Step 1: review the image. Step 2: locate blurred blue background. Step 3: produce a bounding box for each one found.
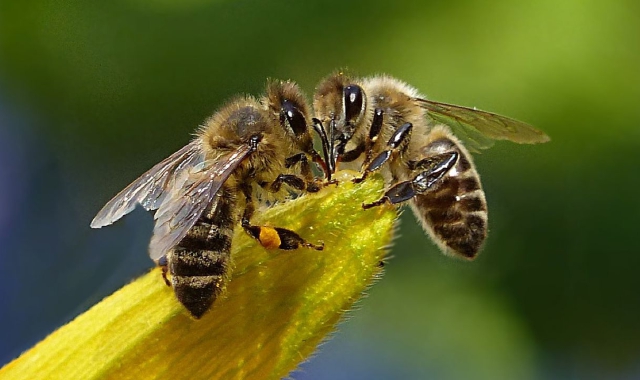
[1,1,639,379]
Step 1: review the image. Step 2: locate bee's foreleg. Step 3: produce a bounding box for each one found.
[265,173,308,192]
[362,151,458,209]
[354,121,413,184]
[284,154,327,192]
[285,153,310,173]
[339,142,366,163]
[341,108,385,166]
[362,108,385,166]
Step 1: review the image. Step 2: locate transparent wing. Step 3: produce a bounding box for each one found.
[91,141,204,228]
[148,144,253,261]
[416,98,550,152]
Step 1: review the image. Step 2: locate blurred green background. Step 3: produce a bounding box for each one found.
[1,0,639,379]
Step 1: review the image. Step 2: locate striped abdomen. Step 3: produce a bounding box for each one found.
[409,130,488,259]
[166,185,238,318]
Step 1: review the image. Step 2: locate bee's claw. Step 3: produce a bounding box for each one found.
[362,196,389,209]
[326,179,339,187]
[305,241,325,251]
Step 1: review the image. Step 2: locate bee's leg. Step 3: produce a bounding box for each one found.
[339,142,366,163]
[241,187,324,251]
[354,121,413,184]
[158,255,171,287]
[362,108,385,166]
[334,110,383,166]
[244,223,325,251]
[285,153,312,175]
[407,151,459,172]
[267,174,307,192]
[345,108,384,168]
[363,151,458,209]
[308,149,333,183]
[284,153,330,192]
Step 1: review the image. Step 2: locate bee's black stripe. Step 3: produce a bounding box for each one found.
[170,249,231,277]
[168,185,238,318]
[170,275,225,319]
[459,196,487,212]
[426,208,463,224]
[177,225,232,253]
[434,220,485,258]
[459,177,481,192]
[457,153,472,171]
[412,138,488,259]
[466,214,486,232]
[420,190,457,210]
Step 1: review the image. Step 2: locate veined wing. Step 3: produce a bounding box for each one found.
[416,98,550,152]
[91,141,204,228]
[148,144,254,261]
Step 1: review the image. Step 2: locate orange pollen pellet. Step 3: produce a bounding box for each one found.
[259,227,281,250]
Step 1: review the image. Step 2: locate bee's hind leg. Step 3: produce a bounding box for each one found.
[363,151,458,209]
[243,222,325,251]
[241,186,324,251]
[157,255,171,287]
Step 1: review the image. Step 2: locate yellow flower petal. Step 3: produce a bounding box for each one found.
[1,172,396,380]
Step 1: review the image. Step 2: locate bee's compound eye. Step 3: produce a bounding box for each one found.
[344,85,364,123]
[281,99,307,137]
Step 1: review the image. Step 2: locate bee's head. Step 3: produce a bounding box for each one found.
[313,72,367,173]
[262,79,332,177]
[264,79,314,150]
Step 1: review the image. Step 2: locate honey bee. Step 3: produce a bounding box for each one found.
[313,72,549,259]
[91,80,326,318]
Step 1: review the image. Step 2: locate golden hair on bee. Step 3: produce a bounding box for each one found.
[91,79,325,318]
[313,71,549,259]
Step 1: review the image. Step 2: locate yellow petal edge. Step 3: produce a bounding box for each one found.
[1,172,396,380]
